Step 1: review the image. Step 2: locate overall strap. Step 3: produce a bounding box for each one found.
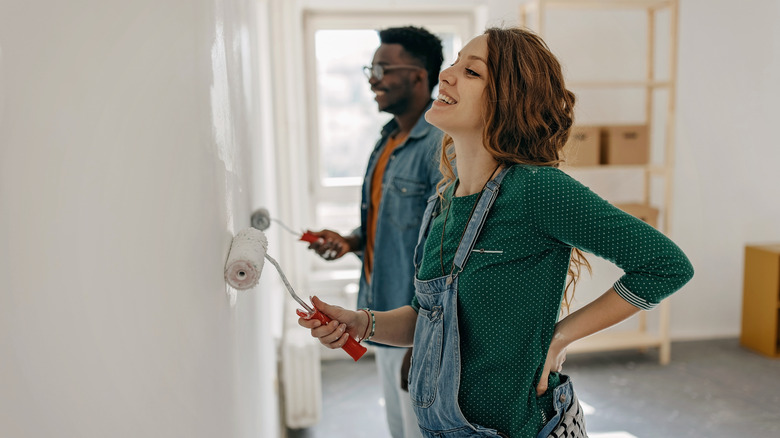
[451,166,510,274]
[413,191,441,270]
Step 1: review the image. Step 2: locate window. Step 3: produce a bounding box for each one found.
[315,29,386,182]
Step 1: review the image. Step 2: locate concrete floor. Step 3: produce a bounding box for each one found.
[288,338,780,438]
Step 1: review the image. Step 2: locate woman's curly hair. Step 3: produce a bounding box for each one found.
[438,27,589,313]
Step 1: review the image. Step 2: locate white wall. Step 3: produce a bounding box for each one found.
[0,1,281,437]
[672,0,780,338]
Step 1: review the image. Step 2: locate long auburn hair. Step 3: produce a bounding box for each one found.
[437,27,590,313]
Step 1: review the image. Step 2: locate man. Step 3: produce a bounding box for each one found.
[307,26,444,438]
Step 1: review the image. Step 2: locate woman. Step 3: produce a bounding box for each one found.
[299,27,694,437]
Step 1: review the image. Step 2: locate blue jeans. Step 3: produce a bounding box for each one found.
[375,346,424,438]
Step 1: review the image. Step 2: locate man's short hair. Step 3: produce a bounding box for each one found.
[379,26,444,94]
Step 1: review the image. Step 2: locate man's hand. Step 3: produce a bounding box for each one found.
[306,229,354,260]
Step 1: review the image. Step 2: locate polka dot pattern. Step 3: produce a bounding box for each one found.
[414,164,694,436]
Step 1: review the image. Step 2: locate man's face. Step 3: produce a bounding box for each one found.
[367,43,423,115]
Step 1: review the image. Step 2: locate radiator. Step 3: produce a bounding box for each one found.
[281,329,322,429]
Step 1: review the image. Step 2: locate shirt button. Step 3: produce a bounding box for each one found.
[401,188,407,193]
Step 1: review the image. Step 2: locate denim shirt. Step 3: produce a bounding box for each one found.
[352,102,443,313]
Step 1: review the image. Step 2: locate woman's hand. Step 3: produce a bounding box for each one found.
[297,296,368,349]
[306,229,353,260]
[535,288,641,395]
[536,329,569,396]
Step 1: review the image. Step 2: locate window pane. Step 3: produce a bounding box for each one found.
[312,201,361,271]
[315,30,388,181]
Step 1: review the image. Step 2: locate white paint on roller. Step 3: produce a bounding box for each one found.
[226,228,315,314]
[225,227,268,290]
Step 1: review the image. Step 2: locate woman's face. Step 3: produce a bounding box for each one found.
[425,34,489,137]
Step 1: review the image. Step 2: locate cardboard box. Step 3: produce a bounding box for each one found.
[600,125,649,165]
[613,203,659,228]
[563,125,600,166]
[741,244,780,358]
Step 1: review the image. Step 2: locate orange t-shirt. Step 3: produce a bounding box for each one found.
[364,134,407,282]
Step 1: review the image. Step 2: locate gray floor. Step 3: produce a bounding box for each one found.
[288,338,780,438]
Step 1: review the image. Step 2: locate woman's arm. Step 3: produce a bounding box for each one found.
[536,287,639,395]
[525,168,693,395]
[298,296,418,349]
[371,305,418,347]
[528,168,694,308]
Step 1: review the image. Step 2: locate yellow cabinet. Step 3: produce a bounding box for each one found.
[741,244,780,358]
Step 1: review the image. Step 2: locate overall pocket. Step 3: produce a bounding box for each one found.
[409,305,444,408]
[535,374,587,438]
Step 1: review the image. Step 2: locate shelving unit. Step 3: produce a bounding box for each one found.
[519,0,679,364]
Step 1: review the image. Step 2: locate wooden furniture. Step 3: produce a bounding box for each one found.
[741,244,780,358]
[519,0,679,364]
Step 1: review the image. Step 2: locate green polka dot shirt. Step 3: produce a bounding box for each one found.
[413,164,694,437]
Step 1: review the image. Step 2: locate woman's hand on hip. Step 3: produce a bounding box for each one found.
[537,329,569,396]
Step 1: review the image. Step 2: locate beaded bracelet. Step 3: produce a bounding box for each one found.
[359,308,376,342]
[366,309,376,341]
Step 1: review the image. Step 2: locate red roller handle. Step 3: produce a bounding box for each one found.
[296,308,367,361]
[299,231,319,244]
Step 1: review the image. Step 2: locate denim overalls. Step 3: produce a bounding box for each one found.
[407,167,577,438]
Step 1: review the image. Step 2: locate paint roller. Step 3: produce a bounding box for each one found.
[250,207,319,243]
[224,227,366,361]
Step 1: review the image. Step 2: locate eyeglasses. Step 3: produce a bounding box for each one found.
[362,64,423,81]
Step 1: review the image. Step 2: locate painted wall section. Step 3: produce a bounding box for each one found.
[0,1,280,437]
